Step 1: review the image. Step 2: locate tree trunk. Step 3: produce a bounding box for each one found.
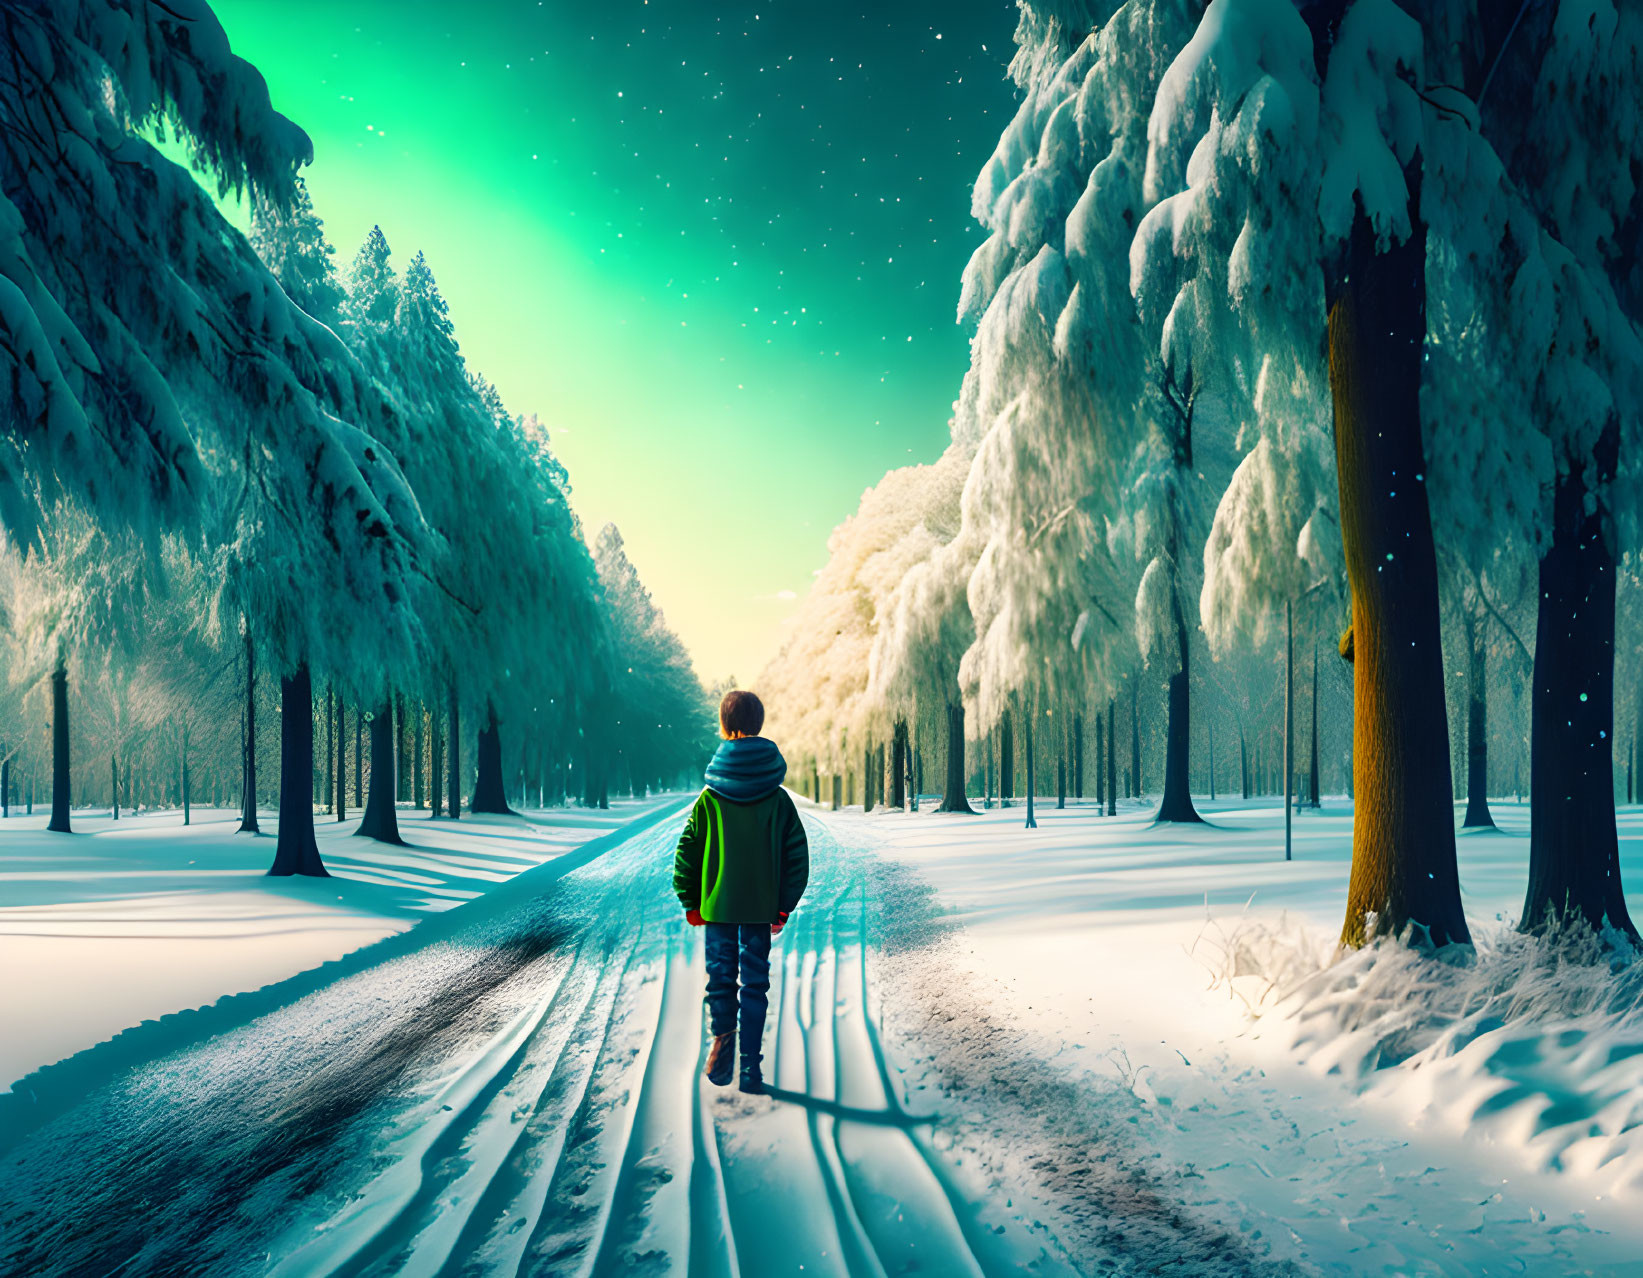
[1522,418,1635,940]
[357,700,404,843]
[239,628,259,832]
[1330,192,1469,948]
[1024,702,1038,830]
[323,686,333,814]
[396,692,408,803]
[938,702,975,814]
[1308,637,1321,807]
[335,696,347,822]
[431,707,444,817]
[48,654,70,834]
[354,706,363,806]
[1156,606,1204,823]
[181,728,191,826]
[1130,682,1141,799]
[2,757,9,818]
[1209,717,1216,802]
[471,700,514,814]
[1106,699,1117,816]
[1074,712,1084,800]
[269,665,327,877]
[413,704,425,809]
[831,772,841,812]
[1461,609,1494,828]
[984,729,994,809]
[891,718,908,810]
[1239,719,1249,800]
[999,711,1014,807]
[1056,712,1066,810]
[1095,710,1105,811]
[111,753,118,821]
[1285,600,1294,861]
[447,687,462,820]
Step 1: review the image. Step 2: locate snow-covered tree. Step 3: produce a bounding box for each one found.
[592,525,714,795]
[1463,5,1643,940]
[1129,0,1476,944]
[759,448,968,809]
[2,1,428,873]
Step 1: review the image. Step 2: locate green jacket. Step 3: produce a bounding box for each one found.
[674,787,809,923]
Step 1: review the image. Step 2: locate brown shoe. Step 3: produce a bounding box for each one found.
[705,1032,735,1086]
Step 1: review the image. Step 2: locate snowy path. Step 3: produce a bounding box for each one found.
[0,805,1296,1277]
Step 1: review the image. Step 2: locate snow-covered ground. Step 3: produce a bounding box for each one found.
[0,799,678,1091]
[4,793,1642,1275]
[846,794,1643,1275]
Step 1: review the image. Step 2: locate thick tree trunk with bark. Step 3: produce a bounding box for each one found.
[447,687,462,820]
[471,700,514,814]
[938,702,975,814]
[1156,607,1204,823]
[357,700,404,844]
[354,709,363,807]
[1331,195,1469,948]
[48,655,70,833]
[239,629,259,832]
[269,665,327,877]
[1461,610,1494,828]
[1523,419,1636,939]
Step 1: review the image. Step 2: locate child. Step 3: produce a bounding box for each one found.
[674,689,809,1094]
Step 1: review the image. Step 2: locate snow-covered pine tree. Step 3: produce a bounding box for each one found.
[2,1,426,870]
[1461,3,1643,940]
[1131,0,1471,945]
[250,177,345,322]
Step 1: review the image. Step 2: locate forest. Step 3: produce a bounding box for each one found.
[3,1,1643,1272]
[759,0,1642,951]
[0,0,717,873]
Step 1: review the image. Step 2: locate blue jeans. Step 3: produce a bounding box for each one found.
[704,922,772,1065]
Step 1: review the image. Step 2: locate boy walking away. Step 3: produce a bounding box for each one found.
[675,690,809,1095]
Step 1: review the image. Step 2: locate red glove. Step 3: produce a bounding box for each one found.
[771,911,789,936]
[685,908,705,927]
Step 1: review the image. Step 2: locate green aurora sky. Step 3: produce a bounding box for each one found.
[213,0,1021,683]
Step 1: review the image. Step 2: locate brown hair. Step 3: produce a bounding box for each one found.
[719,689,765,738]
